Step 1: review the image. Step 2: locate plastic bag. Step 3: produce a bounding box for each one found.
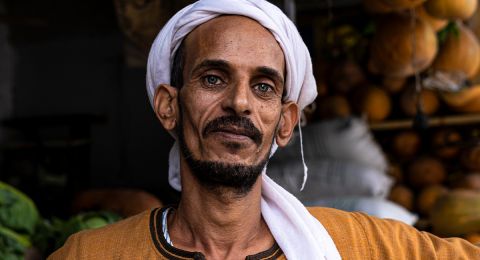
[305,197,418,225]
[267,159,393,199]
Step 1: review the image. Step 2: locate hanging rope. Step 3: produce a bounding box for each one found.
[410,8,429,130]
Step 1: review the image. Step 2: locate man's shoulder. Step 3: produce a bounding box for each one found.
[306,206,411,240]
[74,208,152,241]
[307,206,351,219]
[48,208,157,259]
[306,206,370,241]
[306,206,480,259]
[307,206,364,226]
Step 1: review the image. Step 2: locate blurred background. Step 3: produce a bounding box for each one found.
[0,0,191,213]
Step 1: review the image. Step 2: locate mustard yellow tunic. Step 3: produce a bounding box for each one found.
[48,207,480,259]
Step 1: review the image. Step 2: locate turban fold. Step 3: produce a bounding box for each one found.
[146,0,341,259]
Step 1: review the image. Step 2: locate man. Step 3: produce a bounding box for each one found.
[50,0,480,259]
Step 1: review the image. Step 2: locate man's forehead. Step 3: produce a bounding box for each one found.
[186,15,281,50]
[182,15,285,76]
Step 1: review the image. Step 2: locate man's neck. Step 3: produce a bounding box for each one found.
[168,173,274,260]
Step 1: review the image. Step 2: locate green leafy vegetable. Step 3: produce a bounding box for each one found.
[0,181,122,257]
[0,182,40,235]
[33,211,122,251]
[0,225,30,260]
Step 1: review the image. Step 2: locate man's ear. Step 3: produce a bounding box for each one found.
[276,101,299,147]
[153,84,178,131]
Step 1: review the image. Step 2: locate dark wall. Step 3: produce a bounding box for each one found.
[2,0,177,204]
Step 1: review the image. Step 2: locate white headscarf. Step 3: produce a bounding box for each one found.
[146,0,341,259]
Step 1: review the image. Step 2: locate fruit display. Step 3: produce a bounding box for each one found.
[353,85,392,122]
[416,185,448,216]
[430,190,480,236]
[441,85,480,113]
[368,14,437,78]
[309,0,480,123]
[408,156,447,188]
[462,146,480,171]
[424,0,477,20]
[375,125,480,239]
[399,85,439,116]
[388,184,415,210]
[416,5,448,32]
[391,131,421,158]
[307,0,480,241]
[431,22,480,80]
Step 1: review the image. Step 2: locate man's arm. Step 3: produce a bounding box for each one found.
[309,207,480,259]
[47,231,83,260]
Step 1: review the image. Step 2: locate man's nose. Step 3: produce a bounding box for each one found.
[221,80,252,116]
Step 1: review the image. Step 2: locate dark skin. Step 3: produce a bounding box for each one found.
[153,16,299,260]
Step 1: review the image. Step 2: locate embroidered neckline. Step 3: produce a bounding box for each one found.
[149,207,283,260]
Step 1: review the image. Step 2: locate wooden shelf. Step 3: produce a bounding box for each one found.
[369,114,480,131]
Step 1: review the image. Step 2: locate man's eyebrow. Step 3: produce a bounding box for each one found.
[192,59,230,74]
[192,60,284,84]
[256,66,284,84]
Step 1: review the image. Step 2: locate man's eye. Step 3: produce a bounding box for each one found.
[204,75,221,85]
[255,83,273,93]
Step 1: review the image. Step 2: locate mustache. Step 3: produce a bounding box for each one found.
[203,115,263,145]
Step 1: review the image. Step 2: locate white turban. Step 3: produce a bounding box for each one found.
[146,0,341,259]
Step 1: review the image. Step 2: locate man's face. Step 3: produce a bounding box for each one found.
[178,16,286,167]
[155,15,295,194]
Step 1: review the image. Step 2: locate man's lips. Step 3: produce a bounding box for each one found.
[210,127,256,140]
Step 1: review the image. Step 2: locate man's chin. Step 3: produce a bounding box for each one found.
[190,159,267,196]
[203,153,259,166]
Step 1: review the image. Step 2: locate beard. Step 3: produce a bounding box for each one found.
[176,103,273,196]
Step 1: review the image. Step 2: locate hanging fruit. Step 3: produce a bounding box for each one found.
[392,131,421,158]
[431,129,462,159]
[399,85,439,116]
[462,146,480,172]
[424,0,477,20]
[382,76,407,93]
[416,185,448,216]
[353,85,392,121]
[327,60,366,94]
[432,22,480,81]
[430,190,480,237]
[441,85,480,113]
[369,14,437,78]
[467,5,480,85]
[363,0,426,12]
[408,156,446,188]
[452,174,480,191]
[389,185,415,210]
[315,95,352,119]
[416,5,448,32]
